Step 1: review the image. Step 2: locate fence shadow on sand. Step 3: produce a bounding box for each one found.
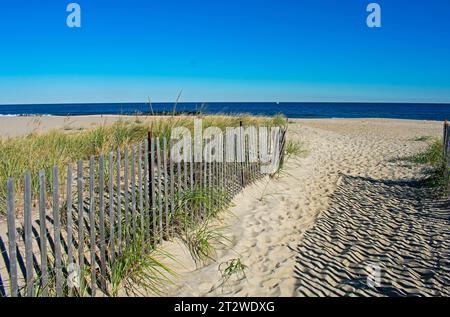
[294,174,450,297]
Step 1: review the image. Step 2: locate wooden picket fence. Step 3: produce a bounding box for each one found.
[0,124,288,297]
[444,120,450,195]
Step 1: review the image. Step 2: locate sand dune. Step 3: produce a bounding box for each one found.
[166,118,447,297]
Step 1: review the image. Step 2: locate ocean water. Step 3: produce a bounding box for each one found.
[0,102,449,121]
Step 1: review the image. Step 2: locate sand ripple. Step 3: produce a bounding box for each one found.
[295,175,450,297]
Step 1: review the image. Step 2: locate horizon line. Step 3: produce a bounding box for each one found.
[1,101,450,106]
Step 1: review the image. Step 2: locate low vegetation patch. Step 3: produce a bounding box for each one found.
[411,135,434,142]
[285,139,308,160]
[110,232,177,296]
[0,114,285,214]
[399,138,449,194]
[218,258,247,290]
[272,138,307,179]
[173,186,231,265]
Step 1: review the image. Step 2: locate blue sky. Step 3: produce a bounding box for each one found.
[0,0,449,104]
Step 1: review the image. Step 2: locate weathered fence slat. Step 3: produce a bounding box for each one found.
[116,149,122,254]
[208,151,213,211]
[444,121,450,196]
[108,152,115,268]
[124,147,130,246]
[144,140,150,245]
[7,178,18,297]
[214,160,218,208]
[176,158,183,221]
[131,146,137,237]
[163,138,170,238]
[183,151,188,191]
[98,156,107,292]
[88,158,96,297]
[169,138,175,237]
[66,163,74,296]
[52,166,63,297]
[156,138,163,243]
[76,160,85,296]
[24,171,33,297]
[223,136,228,202]
[38,170,48,297]
[177,160,182,193]
[138,143,144,250]
[150,138,157,244]
[443,120,447,158]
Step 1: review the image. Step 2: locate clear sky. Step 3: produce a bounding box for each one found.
[0,0,449,104]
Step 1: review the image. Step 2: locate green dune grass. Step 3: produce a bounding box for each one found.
[0,114,286,214]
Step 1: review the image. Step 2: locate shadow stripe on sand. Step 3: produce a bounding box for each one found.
[295,175,450,297]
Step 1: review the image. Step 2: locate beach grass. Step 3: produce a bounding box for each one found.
[109,185,232,295]
[218,258,247,290]
[110,232,177,296]
[0,113,286,296]
[172,186,231,264]
[402,138,449,193]
[411,135,434,142]
[406,138,443,166]
[285,139,308,160]
[0,114,286,214]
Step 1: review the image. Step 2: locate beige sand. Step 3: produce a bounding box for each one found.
[162,118,445,296]
[0,115,156,138]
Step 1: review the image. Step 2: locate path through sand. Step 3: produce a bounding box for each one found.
[166,118,444,296]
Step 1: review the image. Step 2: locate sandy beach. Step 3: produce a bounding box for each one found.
[0,116,448,296]
[159,118,448,296]
[0,115,157,138]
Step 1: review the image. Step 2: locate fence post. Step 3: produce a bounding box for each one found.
[444,120,450,196]
[38,170,48,297]
[6,178,18,297]
[138,143,144,251]
[156,138,163,243]
[108,152,115,269]
[239,121,245,187]
[131,146,137,237]
[150,137,157,245]
[66,163,74,296]
[24,171,33,297]
[148,129,152,204]
[116,149,122,255]
[163,138,170,239]
[124,147,130,247]
[444,119,448,160]
[52,166,63,297]
[144,140,150,247]
[88,157,96,297]
[76,160,85,296]
[98,156,107,292]
[169,138,175,236]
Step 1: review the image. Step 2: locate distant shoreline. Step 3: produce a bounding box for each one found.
[0,112,446,123]
[2,101,450,106]
[0,115,444,139]
[0,102,449,121]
